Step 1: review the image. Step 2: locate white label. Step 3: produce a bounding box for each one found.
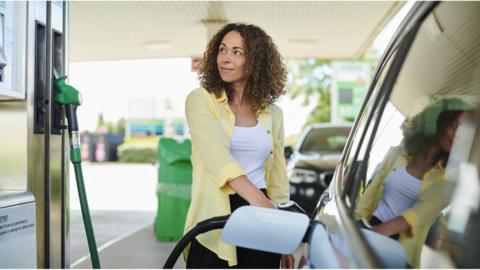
[0,202,36,241]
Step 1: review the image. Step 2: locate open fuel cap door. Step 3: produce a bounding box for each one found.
[221,206,309,254]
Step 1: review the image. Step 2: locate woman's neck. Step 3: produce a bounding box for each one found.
[230,82,248,106]
[425,142,441,162]
[406,141,444,179]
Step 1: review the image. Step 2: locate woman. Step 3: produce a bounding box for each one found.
[183,23,294,268]
[355,98,473,267]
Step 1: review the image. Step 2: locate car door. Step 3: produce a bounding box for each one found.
[308,1,480,268]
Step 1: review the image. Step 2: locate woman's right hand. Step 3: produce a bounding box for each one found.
[228,175,276,209]
[252,196,276,209]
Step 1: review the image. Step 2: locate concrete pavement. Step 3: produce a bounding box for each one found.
[69,162,185,268]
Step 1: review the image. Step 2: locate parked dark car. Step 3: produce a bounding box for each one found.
[223,2,480,268]
[286,123,351,215]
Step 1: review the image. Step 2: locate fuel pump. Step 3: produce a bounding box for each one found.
[53,73,101,269]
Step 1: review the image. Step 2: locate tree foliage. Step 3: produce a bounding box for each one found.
[286,58,332,127]
[96,113,126,136]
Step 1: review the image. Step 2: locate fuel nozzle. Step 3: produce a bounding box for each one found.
[53,70,83,163]
[53,72,82,133]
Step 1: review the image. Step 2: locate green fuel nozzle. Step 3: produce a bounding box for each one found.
[54,75,82,106]
[54,75,82,133]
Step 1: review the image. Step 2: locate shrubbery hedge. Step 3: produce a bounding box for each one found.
[117,137,158,163]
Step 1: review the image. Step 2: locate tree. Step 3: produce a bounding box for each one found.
[115,118,126,136]
[286,58,332,127]
[97,112,106,130]
[96,113,126,136]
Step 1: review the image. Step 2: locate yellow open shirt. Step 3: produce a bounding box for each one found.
[183,87,290,266]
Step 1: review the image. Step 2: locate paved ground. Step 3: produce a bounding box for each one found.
[70,210,158,267]
[69,162,185,268]
[69,162,302,269]
[73,223,183,269]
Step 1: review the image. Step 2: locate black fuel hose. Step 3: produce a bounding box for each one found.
[163,215,230,268]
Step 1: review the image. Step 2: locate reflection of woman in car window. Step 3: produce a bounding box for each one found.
[355,98,473,267]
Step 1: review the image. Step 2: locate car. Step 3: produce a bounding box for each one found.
[286,123,352,215]
[222,2,480,268]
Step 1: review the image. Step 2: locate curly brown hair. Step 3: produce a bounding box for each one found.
[199,23,287,113]
[403,97,473,165]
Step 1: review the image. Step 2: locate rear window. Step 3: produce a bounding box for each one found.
[299,127,351,154]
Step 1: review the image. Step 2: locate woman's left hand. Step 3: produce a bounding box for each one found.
[281,254,295,269]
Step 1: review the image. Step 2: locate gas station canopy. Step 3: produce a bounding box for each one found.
[70,1,403,62]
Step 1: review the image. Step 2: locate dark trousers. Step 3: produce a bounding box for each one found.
[186,189,281,268]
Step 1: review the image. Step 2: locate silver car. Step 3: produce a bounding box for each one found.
[287,123,351,215]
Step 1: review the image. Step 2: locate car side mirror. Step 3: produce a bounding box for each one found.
[221,206,310,254]
[284,145,293,160]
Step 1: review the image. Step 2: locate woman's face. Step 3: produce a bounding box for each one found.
[216,30,247,86]
[437,112,469,152]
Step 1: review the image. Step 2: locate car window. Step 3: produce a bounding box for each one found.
[299,127,351,155]
[340,49,398,196]
[310,49,401,268]
[364,101,405,187]
[353,2,480,268]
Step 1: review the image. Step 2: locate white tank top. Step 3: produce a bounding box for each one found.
[230,122,272,189]
[373,167,422,222]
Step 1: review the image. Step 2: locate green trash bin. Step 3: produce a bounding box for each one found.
[155,137,192,241]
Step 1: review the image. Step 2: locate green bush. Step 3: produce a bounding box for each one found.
[117,138,157,163]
